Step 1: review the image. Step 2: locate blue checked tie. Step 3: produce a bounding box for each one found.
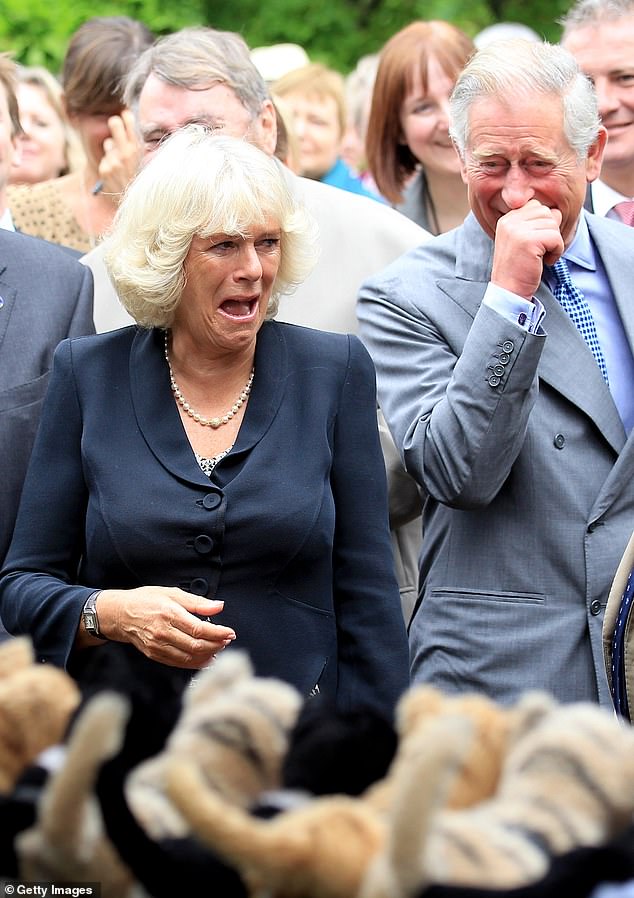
[549,257,609,384]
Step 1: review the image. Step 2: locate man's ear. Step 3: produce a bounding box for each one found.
[254,99,277,157]
[458,149,469,186]
[586,125,607,183]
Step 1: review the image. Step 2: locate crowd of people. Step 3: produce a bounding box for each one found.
[1,0,634,827]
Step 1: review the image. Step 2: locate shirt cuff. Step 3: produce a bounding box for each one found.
[483,283,545,333]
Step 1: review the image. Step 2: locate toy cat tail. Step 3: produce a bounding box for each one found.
[165,756,384,898]
[359,714,474,898]
[31,694,129,848]
[17,692,147,898]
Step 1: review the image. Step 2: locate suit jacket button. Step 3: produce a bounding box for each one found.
[190,578,209,595]
[488,374,501,387]
[194,535,213,554]
[498,353,510,364]
[202,492,222,510]
[501,340,514,353]
[553,433,565,449]
[492,364,505,377]
[590,599,602,616]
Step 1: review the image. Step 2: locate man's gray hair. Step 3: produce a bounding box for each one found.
[123,26,270,119]
[449,39,601,160]
[560,0,634,36]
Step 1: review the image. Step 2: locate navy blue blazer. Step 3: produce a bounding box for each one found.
[0,321,409,717]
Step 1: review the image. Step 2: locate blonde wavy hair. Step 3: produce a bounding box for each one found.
[103,126,319,328]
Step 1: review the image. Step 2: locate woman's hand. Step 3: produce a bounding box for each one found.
[85,586,236,669]
[98,109,142,202]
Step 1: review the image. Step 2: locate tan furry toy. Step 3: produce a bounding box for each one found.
[160,689,550,898]
[368,684,554,813]
[0,636,80,793]
[165,755,385,898]
[163,690,634,898]
[126,650,304,840]
[0,636,33,679]
[361,699,634,896]
[16,691,149,898]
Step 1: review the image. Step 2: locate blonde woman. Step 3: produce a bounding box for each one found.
[0,127,409,719]
[10,66,84,185]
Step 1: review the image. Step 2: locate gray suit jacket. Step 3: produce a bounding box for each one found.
[358,211,634,706]
[0,229,94,564]
[81,172,430,619]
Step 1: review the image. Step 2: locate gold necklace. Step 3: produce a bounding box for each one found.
[164,331,254,429]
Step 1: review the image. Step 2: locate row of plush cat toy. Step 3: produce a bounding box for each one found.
[2,637,634,898]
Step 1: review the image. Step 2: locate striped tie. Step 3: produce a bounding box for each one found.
[548,257,609,384]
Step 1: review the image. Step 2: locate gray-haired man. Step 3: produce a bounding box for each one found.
[359,39,634,707]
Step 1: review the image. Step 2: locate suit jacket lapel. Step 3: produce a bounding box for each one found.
[0,264,15,362]
[437,214,491,319]
[454,213,495,289]
[588,214,634,352]
[129,322,287,485]
[130,327,208,485]
[231,320,287,451]
[535,281,625,454]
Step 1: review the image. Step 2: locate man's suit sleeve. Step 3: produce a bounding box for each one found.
[0,339,94,667]
[358,268,546,509]
[68,261,95,338]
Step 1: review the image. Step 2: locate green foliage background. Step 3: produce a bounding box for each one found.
[0,0,572,76]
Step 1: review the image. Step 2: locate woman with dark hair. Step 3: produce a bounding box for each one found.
[366,20,474,234]
[8,16,153,252]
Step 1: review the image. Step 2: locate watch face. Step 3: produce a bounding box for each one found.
[84,611,98,631]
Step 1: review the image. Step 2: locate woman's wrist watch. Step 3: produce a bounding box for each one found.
[82,591,107,640]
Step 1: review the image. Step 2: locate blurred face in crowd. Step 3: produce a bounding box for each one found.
[10,83,67,184]
[461,92,605,247]
[280,90,341,179]
[563,20,634,179]
[0,83,18,202]
[340,123,364,172]
[399,55,461,178]
[138,73,277,161]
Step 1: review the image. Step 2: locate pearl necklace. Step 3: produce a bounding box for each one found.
[164,331,254,429]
